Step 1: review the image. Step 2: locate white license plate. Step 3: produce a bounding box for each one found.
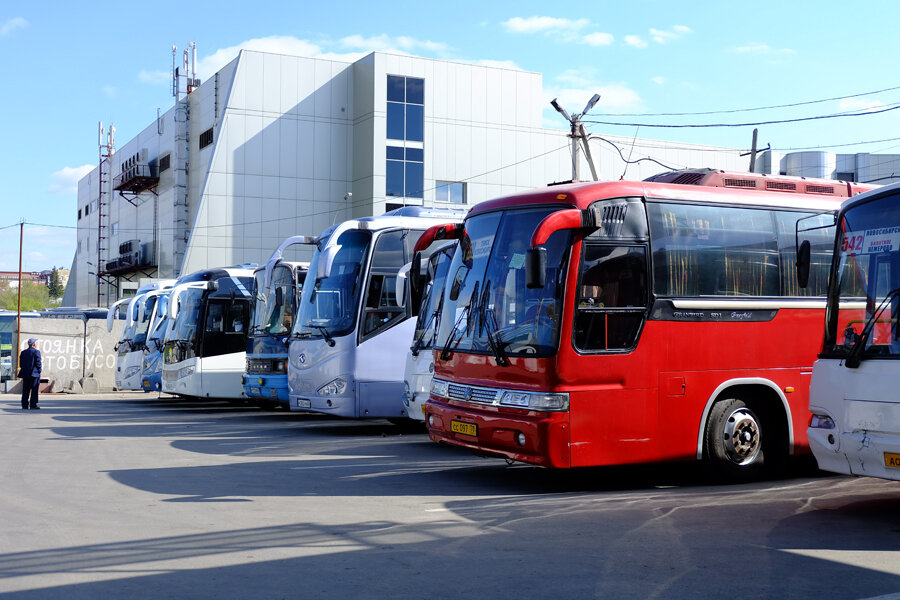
[250,387,261,395]
[297,398,312,409]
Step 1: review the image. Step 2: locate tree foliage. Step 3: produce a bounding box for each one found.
[48,267,63,298]
[0,280,51,311]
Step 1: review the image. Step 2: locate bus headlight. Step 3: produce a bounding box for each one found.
[318,378,347,396]
[273,359,287,374]
[499,390,569,411]
[431,378,449,399]
[809,413,836,429]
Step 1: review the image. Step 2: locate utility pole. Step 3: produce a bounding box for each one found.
[749,128,759,173]
[550,94,601,182]
[15,220,23,367]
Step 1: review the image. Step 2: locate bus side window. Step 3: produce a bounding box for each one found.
[574,245,648,352]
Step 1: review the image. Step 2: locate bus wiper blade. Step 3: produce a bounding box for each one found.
[845,287,900,369]
[291,331,313,339]
[479,280,509,367]
[312,325,336,347]
[440,304,469,362]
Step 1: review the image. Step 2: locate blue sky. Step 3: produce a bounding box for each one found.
[2,1,899,273]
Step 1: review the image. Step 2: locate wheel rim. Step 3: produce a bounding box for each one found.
[722,408,761,465]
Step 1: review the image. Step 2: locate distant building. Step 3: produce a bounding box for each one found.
[0,271,49,289]
[66,50,769,306]
[754,150,900,185]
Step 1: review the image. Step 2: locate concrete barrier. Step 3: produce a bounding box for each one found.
[7,317,124,393]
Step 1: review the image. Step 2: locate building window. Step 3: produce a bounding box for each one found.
[435,181,466,204]
[159,154,171,172]
[199,127,214,149]
[84,204,90,216]
[386,146,424,199]
[112,223,118,235]
[836,171,855,182]
[386,75,424,142]
[77,208,82,220]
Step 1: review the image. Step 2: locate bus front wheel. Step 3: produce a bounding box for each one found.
[704,398,767,482]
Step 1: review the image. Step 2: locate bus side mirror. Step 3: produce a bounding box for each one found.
[395,263,410,308]
[410,251,427,293]
[526,247,547,289]
[449,266,468,301]
[796,240,811,289]
[317,246,338,281]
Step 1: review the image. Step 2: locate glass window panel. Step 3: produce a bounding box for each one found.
[406,104,424,142]
[405,161,424,198]
[435,181,450,203]
[648,203,779,297]
[776,211,835,297]
[387,75,406,102]
[449,182,465,204]
[387,102,405,140]
[406,78,424,104]
[386,160,404,197]
[386,146,404,160]
[406,147,424,162]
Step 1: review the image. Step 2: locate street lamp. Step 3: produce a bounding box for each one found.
[550,94,601,182]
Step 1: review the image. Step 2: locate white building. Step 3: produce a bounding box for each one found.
[67,49,757,306]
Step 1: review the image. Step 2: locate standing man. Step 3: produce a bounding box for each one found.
[18,338,42,410]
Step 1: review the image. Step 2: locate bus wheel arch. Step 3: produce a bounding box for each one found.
[698,380,792,481]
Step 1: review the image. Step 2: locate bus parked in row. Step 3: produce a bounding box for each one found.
[288,206,465,419]
[242,236,312,408]
[425,169,875,480]
[807,182,900,481]
[401,224,461,420]
[162,265,256,399]
[141,289,173,393]
[107,281,174,390]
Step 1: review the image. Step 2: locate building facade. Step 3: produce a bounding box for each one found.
[66,50,755,306]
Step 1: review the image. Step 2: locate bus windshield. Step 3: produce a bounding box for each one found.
[133,295,157,347]
[293,229,370,339]
[439,207,570,359]
[251,264,298,336]
[825,194,900,359]
[412,244,455,352]
[163,288,204,362]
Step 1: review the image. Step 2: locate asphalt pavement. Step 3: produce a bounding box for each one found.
[1,392,898,599]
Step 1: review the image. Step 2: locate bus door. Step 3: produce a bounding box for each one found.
[569,240,655,464]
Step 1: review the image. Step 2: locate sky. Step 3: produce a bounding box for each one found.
[2,0,900,273]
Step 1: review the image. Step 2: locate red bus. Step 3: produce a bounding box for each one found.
[424,169,875,480]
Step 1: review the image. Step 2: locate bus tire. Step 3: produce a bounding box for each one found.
[704,397,766,482]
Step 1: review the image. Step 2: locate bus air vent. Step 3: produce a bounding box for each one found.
[805,184,835,194]
[766,181,798,191]
[669,172,706,185]
[724,178,757,188]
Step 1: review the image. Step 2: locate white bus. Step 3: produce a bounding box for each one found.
[107,281,174,390]
[288,206,465,418]
[162,266,255,399]
[807,182,900,480]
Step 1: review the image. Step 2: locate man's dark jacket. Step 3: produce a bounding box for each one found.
[18,346,41,378]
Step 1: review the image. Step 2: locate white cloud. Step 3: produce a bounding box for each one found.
[583,32,614,46]
[625,35,647,48]
[48,165,93,195]
[651,76,665,85]
[502,16,589,34]
[545,70,643,125]
[840,98,885,112]
[471,59,522,70]
[732,43,796,55]
[0,17,26,36]
[650,25,692,44]
[340,34,449,55]
[196,36,323,79]
[139,69,170,85]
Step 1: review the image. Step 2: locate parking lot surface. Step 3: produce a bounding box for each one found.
[1,393,899,599]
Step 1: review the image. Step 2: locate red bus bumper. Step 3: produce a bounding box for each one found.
[425,396,572,468]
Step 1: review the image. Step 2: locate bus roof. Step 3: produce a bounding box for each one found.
[468,169,877,217]
[838,180,900,215]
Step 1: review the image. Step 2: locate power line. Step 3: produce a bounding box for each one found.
[596,85,900,117]
[584,103,900,129]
